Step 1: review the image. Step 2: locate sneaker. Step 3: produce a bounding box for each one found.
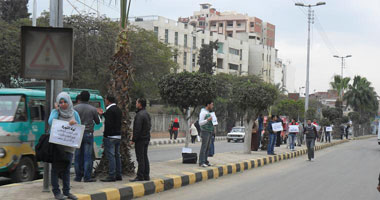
[201,164,208,167]
[54,194,67,200]
[311,158,315,162]
[207,163,213,166]
[83,178,97,182]
[100,177,116,182]
[64,193,78,200]
[116,176,123,181]
[129,177,144,182]
[144,177,150,181]
[73,177,81,182]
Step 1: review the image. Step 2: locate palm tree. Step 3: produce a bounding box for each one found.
[344,76,378,136]
[330,75,351,101]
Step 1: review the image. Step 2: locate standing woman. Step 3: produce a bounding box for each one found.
[190,122,198,144]
[48,92,81,200]
[251,119,259,151]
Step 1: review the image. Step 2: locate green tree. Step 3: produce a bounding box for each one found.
[158,72,217,146]
[330,75,350,101]
[0,0,30,23]
[0,18,31,87]
[344,75,378,136]
[272,99,304,120]
[197,40,218,74]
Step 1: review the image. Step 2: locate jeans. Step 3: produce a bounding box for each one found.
[104,137,121,178]
[258,128,262,147]
[51,152,73,196]
[199,130,212,165]
[173,130,178,139]
[276,132,281,146]
[325,132,331,143]
[191,136,197,143]
[289,133,296,150]
[74,131,94,181]
[208,135,215,156]
[135,140,150,179]
[306,138,315,160]
[267,133,277,154]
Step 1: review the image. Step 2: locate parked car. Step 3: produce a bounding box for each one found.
[227,126,245,143]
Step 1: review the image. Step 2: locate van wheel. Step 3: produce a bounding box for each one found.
[227,139,230,143]
[241,139,245,143]
[11,157,36,183]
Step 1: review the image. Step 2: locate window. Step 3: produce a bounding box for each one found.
[217,58,223,69]
[217,43,224,53]
[229,48,239,56]
[165,29,169,43]
[193,36,196,48]
[262,53,264,61]
[184,23,188,29]
[227,21,233,27]
[202,39,205,44]
[237,23,241,27]
[249,36,256,40]
[192,54,196,67]
[29,99,45,121]
[184,34,188,48]
[183,52,187,65]
[229,63,239,70]
[174,55,178,63]
[211,23,217,27]
[240,49,243,60]
[219,23,224,27]
[199,21,205,26]
[154,26,158,37]
[0,95,27,122]
[175,32,178,45]
[250,22,254,28]
[227,32,233,37]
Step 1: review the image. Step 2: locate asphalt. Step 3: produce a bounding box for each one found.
[140,137,380,200]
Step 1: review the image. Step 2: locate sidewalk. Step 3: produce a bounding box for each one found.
[149,136,227,146]
[0,139,349,200]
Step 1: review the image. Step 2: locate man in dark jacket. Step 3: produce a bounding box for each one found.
[99,95,122,182]
[130,98,151,182]
[304,120,318,161]
[267,115,278,155]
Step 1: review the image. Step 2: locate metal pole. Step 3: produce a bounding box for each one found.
[304,6,312,121]
[42,80,52,192]
[340,57,344,99]
[32,0,37,26]
[185,109,191,148]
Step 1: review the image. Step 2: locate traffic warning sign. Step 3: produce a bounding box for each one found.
[21,26,73,80]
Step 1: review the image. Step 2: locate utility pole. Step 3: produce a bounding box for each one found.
[295,2,326,121]
[333,55,352,99]
[43,0,64,192]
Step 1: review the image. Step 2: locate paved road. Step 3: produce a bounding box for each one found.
[131,140,244,163]
[141,137,380,200]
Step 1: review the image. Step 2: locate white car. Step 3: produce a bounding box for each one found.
[227,126,245,143]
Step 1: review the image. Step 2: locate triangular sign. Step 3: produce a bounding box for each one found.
[29,34,65,69]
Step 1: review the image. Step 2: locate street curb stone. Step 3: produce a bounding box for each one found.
[76,139,349,200]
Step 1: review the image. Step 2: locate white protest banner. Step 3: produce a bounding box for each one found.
[272,122,283,132]
[210,112,218,126]
[288,125,299,133]
[49,119,85,148]
[326,127,332,132]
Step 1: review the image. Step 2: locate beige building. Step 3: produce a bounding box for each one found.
[132,16,249,75]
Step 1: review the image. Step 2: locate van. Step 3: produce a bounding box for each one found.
[0,88,105,182]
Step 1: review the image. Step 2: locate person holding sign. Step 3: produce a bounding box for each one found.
[324,125,332,143]
[266,115,278,155]
[48,92,81,200]
[198,100,214,167]
[288,119,299,151]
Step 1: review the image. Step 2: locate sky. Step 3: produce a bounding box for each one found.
[28,0,380,94]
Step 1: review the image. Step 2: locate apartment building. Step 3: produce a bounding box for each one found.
[131,16,249,75]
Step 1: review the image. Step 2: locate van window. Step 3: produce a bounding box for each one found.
[29,99,45,121]
[0,95,27,122]
[89,101,101,108]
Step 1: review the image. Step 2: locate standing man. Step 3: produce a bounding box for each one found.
[130,98,151,182]
[258,114,264,148]
[297,121,304,146]
[168,120,174,140]
[288,119,298,151]
[172,118,179,140]
[199,100,214,167]
[74,91,100,182]
[267,115,277,155]
[99,95,122,182]
[345,124,350,139]
[275,115,283,147]
[304,120,318,161]
[325,125,332,143]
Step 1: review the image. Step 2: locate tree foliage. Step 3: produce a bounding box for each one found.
[330,75,350,100]
[158,72,217,115]
[272,99,304,120]
[0,0,30,23]
[197,40,218,75]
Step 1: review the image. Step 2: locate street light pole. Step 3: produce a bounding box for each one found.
[295,2,326,121]
[333,55,352,99]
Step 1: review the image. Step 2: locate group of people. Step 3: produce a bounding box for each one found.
[48,91,151,200]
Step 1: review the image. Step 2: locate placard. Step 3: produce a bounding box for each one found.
[288,125,299,133]
[182,147,192,153]
[272,122,283,132]
[49,119,85,148]
[210,112,218,126]
[326,127,332,132]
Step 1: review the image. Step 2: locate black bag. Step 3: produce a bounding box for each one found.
[35,134,54,163]
[182,153,197,164]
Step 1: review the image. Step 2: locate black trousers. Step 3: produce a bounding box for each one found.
[135,140,150,179]
[276,132,281,146]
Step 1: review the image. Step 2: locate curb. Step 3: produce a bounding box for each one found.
[350,135,375,140]
[149,136,227,146]
[77,139,348,200]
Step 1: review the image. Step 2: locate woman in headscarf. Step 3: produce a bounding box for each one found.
[48,92,81,200]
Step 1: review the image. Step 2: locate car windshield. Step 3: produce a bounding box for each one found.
[0,95,27,122]
[231,128,244,132]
